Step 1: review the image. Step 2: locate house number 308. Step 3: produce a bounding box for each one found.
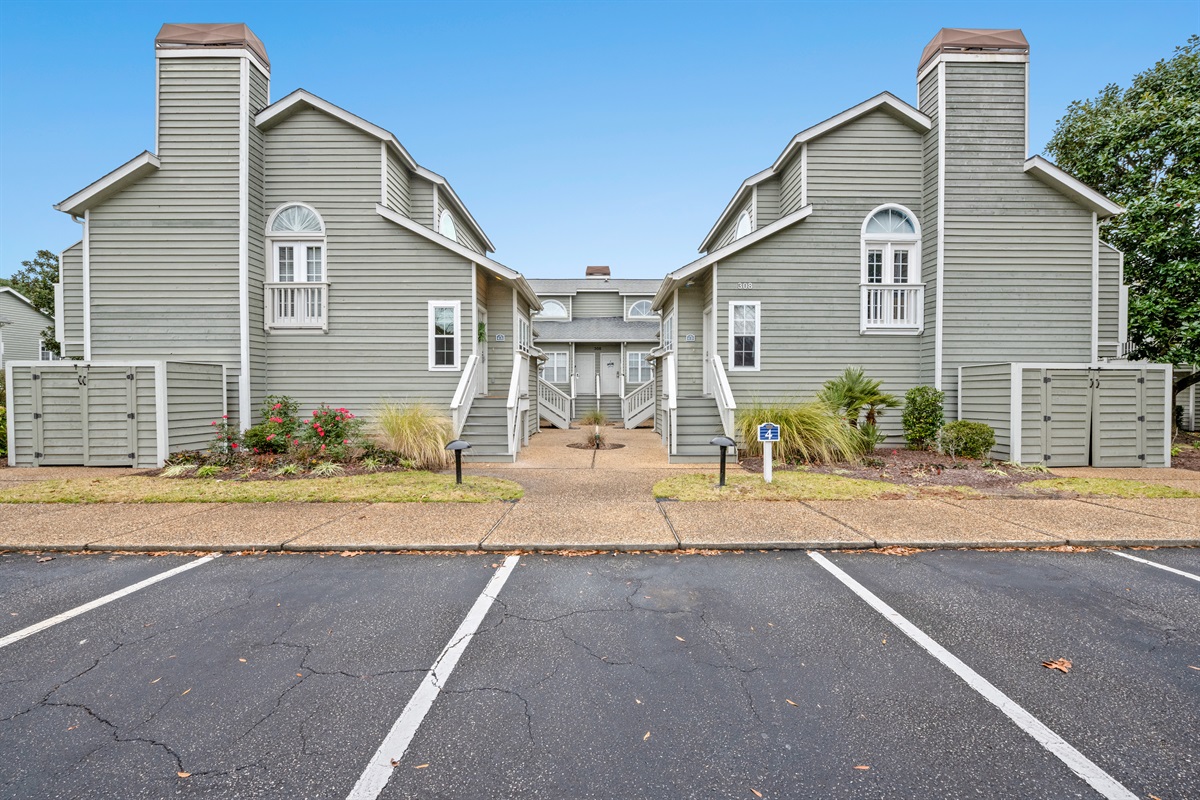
[737,282,754,290]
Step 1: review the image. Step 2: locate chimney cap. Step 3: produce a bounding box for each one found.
[585,266,611,278]
[919,28,1027,72]
[156,23,269,68]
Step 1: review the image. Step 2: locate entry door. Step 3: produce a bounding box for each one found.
[1041,369,1092,467]
[702,307,713,395]
[1091,369,1144,467]
[600,353,620,395]
[577,351,597,397]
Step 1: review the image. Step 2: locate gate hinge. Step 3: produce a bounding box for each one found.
[1043,376,1052,383]
[128,453,136,460]
[1137,376,1145,384]
[1043,415,1051,422]
[1138,454,1145,461]
[1043,454,1052,461]
[34,452,43,459]
[127,413,136,420]
[32,412,41,420]
[31,373,39,380]
[1137,415,1145,422]
[127,373,134,380]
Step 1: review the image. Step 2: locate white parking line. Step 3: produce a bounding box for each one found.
[0,554,221,650]
[1107,550,1200,583]
[809,551,1137,800]
[346,555,520,800]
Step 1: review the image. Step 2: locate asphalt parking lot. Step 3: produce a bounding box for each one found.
[1,547,1197,799]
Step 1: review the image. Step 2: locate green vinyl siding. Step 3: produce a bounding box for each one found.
[57,241,84,356]
[957,363,1012,459]
[247,63,269,420]
[263,107,473,414]
[0,292,52,366]
[711,110,925,441]
[166,362,227,453]
[484,277,515,390]
[712,197,753,251]
[572,291,623,317]
[757,177,781,227]
[918,67,940,391]
[779,152,804,216]
[1097,242,1122,359]
[6,365,37,466]
[385,149,411,215]
[409,178,435,231]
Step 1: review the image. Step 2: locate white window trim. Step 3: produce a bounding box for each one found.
[728,300,761,372]
[517,314,532,354]
[537,299,570,320]
[540,351,569,383]
[626,350,653,384]
[428,300,461,371]
[860,204,923,336]
[266,203,329,332]
[734,210,752,240]
[271,241,327,283]
[626,298,656,321]
[439,208,458,243]
[266,202,326,237]
[662,311,675,352]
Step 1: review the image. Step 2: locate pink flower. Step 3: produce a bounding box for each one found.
[211,421,217,426]
[320,444,326,451]
[343,439,349,444]
[270,417,283,424]
[231,442,238,449]
[266,433,276,441]
[273,403,282,410]
[223,414,229,419]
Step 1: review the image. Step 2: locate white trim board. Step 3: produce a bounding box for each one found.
[156,46,270,81]
[238,59,251,431]
[54,152,161,217]
[934,60,946,391]
[82,210,91,360]
[1024,156,1124,218]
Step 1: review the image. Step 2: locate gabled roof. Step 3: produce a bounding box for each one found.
[698,93,931,253]
[54,151,161,217]
[256,89,496,253]
[657,204,814,309]
[0,287,51,319]
[527,278,661,295]
[533,317,660,343]
[375,204,540,310]
[1024,156,1125,219]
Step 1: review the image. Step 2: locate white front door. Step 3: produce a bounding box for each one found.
[600,353,620,395]
[577,351,596,397]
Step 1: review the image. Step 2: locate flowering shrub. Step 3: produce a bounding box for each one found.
[243,395,300,455]
[207,415,242,465]
[297,404,366,462]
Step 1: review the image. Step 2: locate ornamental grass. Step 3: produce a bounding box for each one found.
[734,400,867,464]
[372,401,454,471]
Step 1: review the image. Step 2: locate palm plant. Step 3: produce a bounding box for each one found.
[816,367,899,427]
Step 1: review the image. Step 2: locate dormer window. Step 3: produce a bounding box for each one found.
[439,209,458,243]
[266,203,328,331]
[537,300,569,320]
[861,205,923,334]
[734,210,752,240]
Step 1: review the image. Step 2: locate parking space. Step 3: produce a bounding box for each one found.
[0,547,1195,799]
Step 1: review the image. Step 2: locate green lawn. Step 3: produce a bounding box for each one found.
[653,471,903,501]
[0,471,523,504]
[1023,478,1200,499]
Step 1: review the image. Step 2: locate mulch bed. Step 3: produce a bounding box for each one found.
[740,447,1047,494]
[147,463,417,481]
[566,443,626,451]
[1173,430,1200,472]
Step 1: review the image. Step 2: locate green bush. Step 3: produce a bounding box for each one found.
[938,420,996,459]
[580,408,607,426]
[902,386,944,449]
[299,404,366,461]
[735,400,867,464]
[371,402,452,471]
[243,395,300,455]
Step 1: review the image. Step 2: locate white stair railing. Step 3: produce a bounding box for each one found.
[449,353,481,437]
[710,354,737,438]
[506,357,523,455]
[538,378,572,430]
[622,378,656,429]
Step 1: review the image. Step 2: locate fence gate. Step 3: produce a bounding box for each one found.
[1040,369,1092,467]
[1090,369,1146,468]
[31,364,139,466]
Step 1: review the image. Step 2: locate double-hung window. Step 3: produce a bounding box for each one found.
[626,351,653,384]
[662,312,675,352]
[729,301,760,370]
[429,301,460,370]
[540,352,569,383]
[517,316,531,354]
[267,203,327,331]
[861,205,922,333]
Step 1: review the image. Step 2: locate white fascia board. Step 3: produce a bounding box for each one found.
[257,90,496,253]
[54,151,160,216]
[1023,156,1125,218]
[375,203,539,309]
[0,287,41,312]
[156,46,270,81]
[698,168,773,253]
[696,93,929,254]
[655,205,813,310]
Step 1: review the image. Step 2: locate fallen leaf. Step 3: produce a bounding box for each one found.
[1188,665,1200,671]
[181,689,191,696]
[643,731,651,741]
[149,677,161,684]
[785,699,798,707]
[390,759,399,767]
[37,556,54,563]
[67,725,78,731]
[414,764,429,769]
[239,658,247,663]
[751,790,763,798]
[296,673,303,678]
[1149,795,1163,800]
[177,772,191,778]
[1042,658,1072,674]
[675,636,686,642]
[854,765,870,771]
[634,698,642,704]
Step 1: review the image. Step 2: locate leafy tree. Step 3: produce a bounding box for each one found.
[9,249,59,357]
[1045,36,1200,405]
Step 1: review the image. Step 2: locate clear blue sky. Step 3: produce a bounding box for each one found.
[1,0,1196,280]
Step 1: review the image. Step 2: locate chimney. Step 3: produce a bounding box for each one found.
[585,266,611,279]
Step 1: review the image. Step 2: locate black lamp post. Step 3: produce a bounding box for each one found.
[710,436,736,487]
[445,439,472,484]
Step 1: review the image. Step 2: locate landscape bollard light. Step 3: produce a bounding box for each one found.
[710,436,736,487]
[445,439,472,484]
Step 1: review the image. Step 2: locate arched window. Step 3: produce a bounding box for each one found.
[537,299,569,319]
[734,210,752,240]
[439,209,458,243]
[266,203,327,330]
[860,205,922,333]
[627,299,655,319]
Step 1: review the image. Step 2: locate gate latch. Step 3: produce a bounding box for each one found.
[32,412,41,420]
[77,374,87,386]
[127,413,136,420]
[128,453,136,460]
[1043,415,1051,422]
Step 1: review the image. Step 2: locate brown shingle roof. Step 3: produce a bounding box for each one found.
[155,23,269,68]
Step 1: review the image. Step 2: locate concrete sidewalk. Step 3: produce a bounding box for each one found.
[1,428,1198,552]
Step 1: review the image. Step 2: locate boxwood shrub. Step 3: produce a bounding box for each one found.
[938,420,996,459]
